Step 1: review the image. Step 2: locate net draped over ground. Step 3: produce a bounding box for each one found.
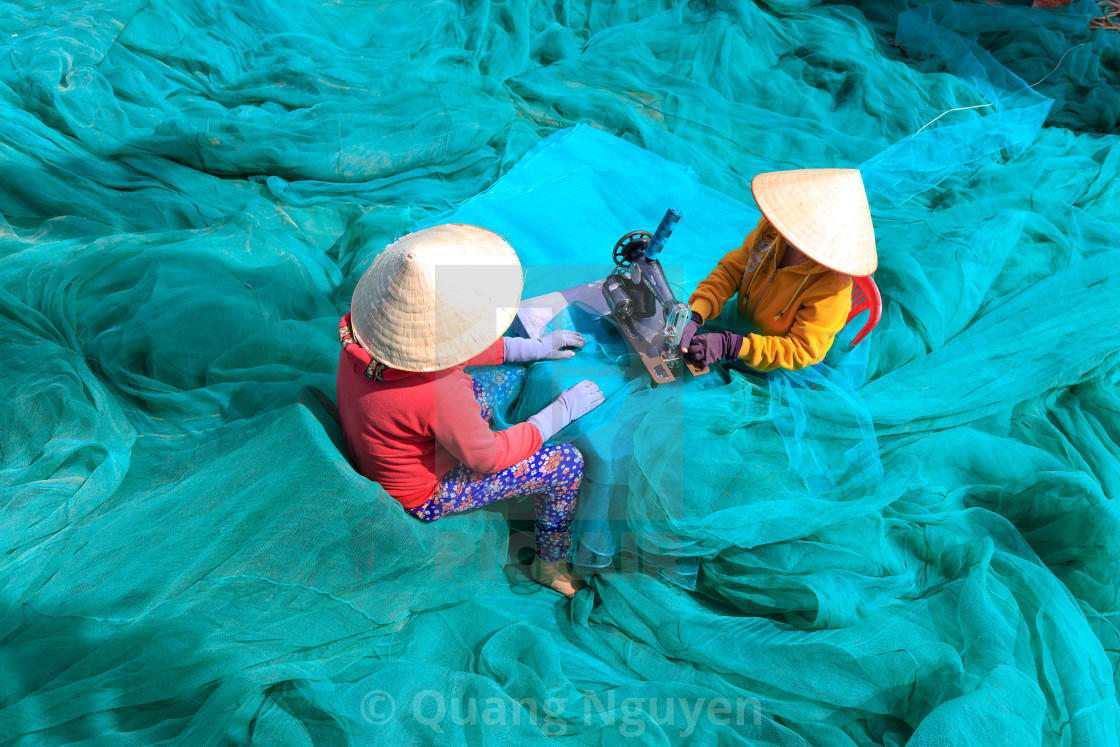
[2,0,1119,744]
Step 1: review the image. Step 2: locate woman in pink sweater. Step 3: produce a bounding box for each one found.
[336,224,604,597]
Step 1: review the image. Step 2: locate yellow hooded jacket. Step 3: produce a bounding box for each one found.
[688,218,853,372]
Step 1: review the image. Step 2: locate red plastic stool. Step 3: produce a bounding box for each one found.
[846,275,882,349]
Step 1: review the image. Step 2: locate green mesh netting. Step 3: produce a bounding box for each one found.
[3,0,1120,743]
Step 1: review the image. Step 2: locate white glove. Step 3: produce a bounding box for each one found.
[527,380,606,441]
[503,330,587,363]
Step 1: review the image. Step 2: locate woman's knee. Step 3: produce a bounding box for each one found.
[539,443,584,491]
[546,443,583,469]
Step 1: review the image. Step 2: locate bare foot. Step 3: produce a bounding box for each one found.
[531,558,586,598]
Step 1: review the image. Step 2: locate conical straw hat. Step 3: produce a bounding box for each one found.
[751,169,878,277]
[350,224,524,372]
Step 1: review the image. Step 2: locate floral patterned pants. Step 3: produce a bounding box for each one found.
[407,374,584,562]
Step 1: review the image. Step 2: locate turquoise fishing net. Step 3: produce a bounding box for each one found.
[3,0,1120,743]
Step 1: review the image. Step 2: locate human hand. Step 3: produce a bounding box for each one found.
[503,330,587,363]
[527,380,606,441]
[679,311,703,354]
[686,331,743,366]
[540,330,587,360]
[554,379,605,421]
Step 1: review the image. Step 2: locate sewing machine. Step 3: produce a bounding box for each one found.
[507,209,708,384]
[599,209,708,384]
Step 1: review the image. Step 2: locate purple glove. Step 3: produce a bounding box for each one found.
[679,311,703,353]
[687,331,744,366]
[527,380,606,441]
[503,330,587,363]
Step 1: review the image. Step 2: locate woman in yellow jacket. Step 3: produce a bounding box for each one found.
[682,169,878,372]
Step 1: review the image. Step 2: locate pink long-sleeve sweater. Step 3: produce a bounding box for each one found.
[336,314,543,508]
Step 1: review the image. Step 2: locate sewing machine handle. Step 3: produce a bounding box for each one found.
[644,208,680,260]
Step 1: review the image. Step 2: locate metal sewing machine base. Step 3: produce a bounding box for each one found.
[598,307,707,385]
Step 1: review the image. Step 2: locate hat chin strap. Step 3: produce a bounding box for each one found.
[364,359,389,381]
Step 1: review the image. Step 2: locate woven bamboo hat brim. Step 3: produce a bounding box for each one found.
[350,224,524,372]
[751,169,878,277]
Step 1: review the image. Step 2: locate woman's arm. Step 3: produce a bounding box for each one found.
[430,372,541,474]
[688,219,764,322]
[738,280,852,371]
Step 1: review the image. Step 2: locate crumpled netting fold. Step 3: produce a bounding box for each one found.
[2,0,1120,743]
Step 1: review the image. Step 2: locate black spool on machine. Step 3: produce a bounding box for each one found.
[601,209,709,384]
